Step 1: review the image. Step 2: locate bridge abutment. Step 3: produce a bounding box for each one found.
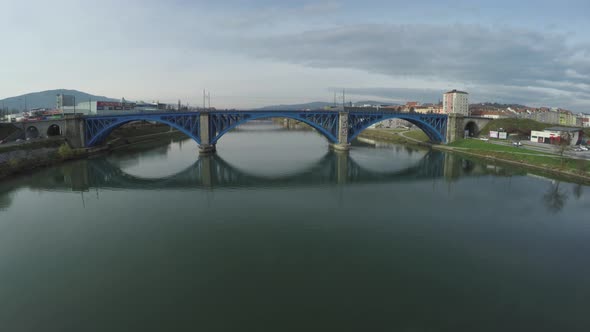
[446,114,464,144]
[64,115,86,148]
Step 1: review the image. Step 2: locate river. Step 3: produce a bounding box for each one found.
[1,121,589,331]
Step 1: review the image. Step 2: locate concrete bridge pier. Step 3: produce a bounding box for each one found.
[198,113,216,155]
[446,114,464,144]
[330,111,351,152]
[64,115,86,148]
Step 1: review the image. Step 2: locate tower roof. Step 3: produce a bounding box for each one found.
[445,89,468,95]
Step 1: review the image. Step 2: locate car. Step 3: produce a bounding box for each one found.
[580,146,589,151]
[574,147,583,152]
[512,141,522,147]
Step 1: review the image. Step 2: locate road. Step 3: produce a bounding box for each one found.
[484,138,590,160]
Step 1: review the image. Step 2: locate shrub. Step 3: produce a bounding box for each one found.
[57,143,74,160]
[8,158,21,168]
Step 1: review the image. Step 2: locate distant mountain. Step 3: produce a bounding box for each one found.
[0,89,118,112]
[256,100,398,111]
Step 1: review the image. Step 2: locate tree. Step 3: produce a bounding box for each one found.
[553,131,572,166]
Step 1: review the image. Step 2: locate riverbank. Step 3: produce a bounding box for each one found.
[358,128,431,148]
[0,124,185,181]
[359,128,590,184]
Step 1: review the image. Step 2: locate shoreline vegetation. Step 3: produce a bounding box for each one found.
[359,127,590,184]
[0,123,184,181]
[1,119,590,185]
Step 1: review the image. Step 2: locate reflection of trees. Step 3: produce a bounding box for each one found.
[0,192,14,211]
[543,181,569,214]
[573,184,583,200]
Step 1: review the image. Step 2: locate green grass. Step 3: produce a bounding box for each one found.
[403,130,429,142]
[447,139,590,175]
[448,138,551,155]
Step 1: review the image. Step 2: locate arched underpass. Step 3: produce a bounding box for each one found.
[47,124,61,137]
[26,126,39,139]
[464,121,479,138]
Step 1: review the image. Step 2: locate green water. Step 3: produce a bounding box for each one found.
[1,122,589,331]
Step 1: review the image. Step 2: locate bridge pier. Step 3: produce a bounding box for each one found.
[330,111,351,152]
[446,114,464,144]
[198,112,216,155]
[64,115,86,148]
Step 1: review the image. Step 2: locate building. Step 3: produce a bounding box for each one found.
[530,127,584,146]
[578,114,590,127]
[443,90,469,115]
[56,94,75,111]
[413,104,444,114]
[65,100,136,115]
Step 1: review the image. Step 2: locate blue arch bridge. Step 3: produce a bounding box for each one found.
[59,109,474,153]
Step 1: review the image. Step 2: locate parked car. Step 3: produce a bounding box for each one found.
[580,146,589,151]
[512,141,522,147]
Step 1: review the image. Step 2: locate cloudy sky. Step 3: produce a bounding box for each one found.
[1,0,589,110]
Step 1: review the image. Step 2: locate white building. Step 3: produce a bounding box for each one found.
[443,89,469,115]
[530,127,584,146]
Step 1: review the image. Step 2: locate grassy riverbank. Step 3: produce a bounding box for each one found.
[360,128,590,183]
[436,138,590,181]
[358,128,429,145]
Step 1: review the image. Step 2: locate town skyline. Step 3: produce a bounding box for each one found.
[2,0,590,111]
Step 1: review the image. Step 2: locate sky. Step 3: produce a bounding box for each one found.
[1,0,589,110]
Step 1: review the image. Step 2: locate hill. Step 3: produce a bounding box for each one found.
[0,89,118,113]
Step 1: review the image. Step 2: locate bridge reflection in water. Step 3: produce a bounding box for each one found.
[24,149,521,192]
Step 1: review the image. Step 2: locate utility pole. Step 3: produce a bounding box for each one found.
[207,92,211,109]
[342,89,345,110]
[203,89,206,109]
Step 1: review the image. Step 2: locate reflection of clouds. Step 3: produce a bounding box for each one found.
[218,125,328,178]
[110,139,199,179]
[350,145,427,174]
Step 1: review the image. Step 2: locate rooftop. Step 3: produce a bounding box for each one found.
[445,89,468,95]
[544,126,583,132]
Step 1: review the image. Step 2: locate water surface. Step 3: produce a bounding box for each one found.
[1,121,589,331]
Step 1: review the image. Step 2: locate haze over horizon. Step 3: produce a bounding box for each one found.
[2,0,589,111]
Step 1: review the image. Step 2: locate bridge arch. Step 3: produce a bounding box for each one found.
[85,115,201,147]
[464,121,479,138]
[347,114,446,143]
[26,126,40,139]
[210,113,339,144]
[47,124,61,137]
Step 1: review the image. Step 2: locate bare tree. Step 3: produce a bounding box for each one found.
[543,181,568,214]
[553,131,572,166]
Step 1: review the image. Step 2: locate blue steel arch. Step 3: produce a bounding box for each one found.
[347,112,447,143]
[208,111,339,144]
[85,113,201,147]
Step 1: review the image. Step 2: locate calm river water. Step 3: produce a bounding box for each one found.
[1,121,589,331]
